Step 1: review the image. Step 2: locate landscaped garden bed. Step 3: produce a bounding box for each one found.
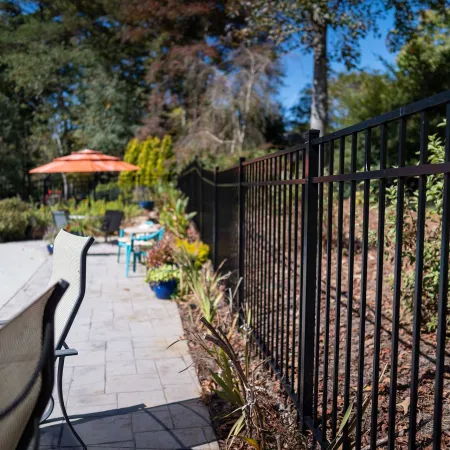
[146,183,311,449]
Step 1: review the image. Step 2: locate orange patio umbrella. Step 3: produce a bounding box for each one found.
[29,149,140,173]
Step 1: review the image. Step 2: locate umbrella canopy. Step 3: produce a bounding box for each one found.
[29,149,140,173]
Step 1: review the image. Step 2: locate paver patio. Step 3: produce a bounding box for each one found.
[0,241,218,449]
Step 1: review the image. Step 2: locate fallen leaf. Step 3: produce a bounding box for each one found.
[398,397,410,415]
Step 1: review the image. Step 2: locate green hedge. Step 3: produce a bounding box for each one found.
[0,197,52,242]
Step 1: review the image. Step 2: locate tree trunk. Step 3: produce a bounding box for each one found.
[55,134,68,200]
[310,24,328,135]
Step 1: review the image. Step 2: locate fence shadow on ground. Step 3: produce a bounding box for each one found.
[40,397,215,449]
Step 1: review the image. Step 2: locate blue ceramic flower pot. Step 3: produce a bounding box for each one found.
[151,279,177,300]
[138,200,154,211]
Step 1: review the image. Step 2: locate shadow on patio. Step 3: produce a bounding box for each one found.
[40,398,217,449]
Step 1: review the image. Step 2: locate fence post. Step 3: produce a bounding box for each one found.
[238,157,246,312]
[213,166,219,269]
[298,129,320,431]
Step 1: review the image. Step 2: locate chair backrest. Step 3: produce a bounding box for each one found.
[0,280,69,450]
[101,210,124,234]
[134,227,165,243]
[48,230,94,349]
[52,210,69,230]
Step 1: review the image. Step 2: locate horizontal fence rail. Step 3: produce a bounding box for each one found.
[178,90,450,449]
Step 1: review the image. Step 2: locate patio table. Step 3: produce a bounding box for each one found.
[123,223,159,236]
[68,214,86,220]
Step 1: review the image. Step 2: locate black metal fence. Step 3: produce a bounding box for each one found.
[178,90,450,449]
[0,174,118,204]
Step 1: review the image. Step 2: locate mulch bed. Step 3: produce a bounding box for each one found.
[176,297,306,449]
[175,195,450,449]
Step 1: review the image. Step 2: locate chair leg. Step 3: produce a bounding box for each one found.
[32,418,40,450]
[40,395,55,423]
[125,246,131,277]
[57,357,87,450]
[117,245,121,262]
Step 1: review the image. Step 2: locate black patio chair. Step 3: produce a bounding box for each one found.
[40,229,94,450]
[52,210,70,230]
[101,210,124,242]
[0,280,69,450]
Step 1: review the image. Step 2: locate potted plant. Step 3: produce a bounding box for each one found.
[43,229,58,255]
[146,264,179,299]
[134,186,154,211]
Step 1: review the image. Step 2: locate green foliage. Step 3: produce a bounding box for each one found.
[67,216,101,237]
[119,136,175,191]
[0,197,32,242]
[329,72,396,131]
[146,238,175,269]
[94,181,122,201]
[0,197,52,242]
[145,264,179,284]
[174,239,209,270]
[30,205,52,230]
[385,120,447,332]
[159,194,196,238]
[152,182,182,211]
[395,10,450,105]
[119,139,142,191]
[138,135,175,188]
[191,316,264,449]
[0,0,146,194]
[194,147,279,172]
[54,198,141,222]
[185,263,230,324]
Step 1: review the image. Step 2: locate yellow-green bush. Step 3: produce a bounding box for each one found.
[174,238,209,269]
[118,138,141,191]
[119,135,175,191]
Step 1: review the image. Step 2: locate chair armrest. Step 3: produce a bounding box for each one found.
[55,348,78,358]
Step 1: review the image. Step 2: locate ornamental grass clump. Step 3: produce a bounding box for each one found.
[187,315,265,449]
[187,263,230,324]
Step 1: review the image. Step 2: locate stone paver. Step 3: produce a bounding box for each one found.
[0,241,218,449]
[0,240,49,309]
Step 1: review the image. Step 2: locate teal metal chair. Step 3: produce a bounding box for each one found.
[117,221,154,265]
[117,223,164,277]
[132,227,165,273]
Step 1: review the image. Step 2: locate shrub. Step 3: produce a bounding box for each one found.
[66,216,101,236]
[0,197,31,242]
[30,205,52,229]
[118,138,141,191]
[53,198,141,222]
[94,181,121,201]
[174,239,209,270]
[146,237,175,269]
[119,135,175,191]
[152,181,182,211]
[0,198,52,242]
[385,120,447,332]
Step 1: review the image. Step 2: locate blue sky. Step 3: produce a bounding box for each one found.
[278,13,396,112]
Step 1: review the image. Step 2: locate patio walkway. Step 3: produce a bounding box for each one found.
[0,241,218,449]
